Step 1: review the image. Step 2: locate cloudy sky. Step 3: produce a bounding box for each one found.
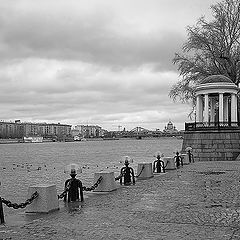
[0,0,219,131]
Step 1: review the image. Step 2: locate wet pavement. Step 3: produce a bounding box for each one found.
[2,161,240,239]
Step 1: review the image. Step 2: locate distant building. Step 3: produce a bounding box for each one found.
[72,125,104,138]
[71,128,81,138]
[0,120,71,140]
[163,121,178,135]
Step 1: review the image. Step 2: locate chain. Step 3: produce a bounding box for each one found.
[58,190,67,199]
[82,176,103,191]
[115,174,122,181]
[1,191,39,209]
[136,166,145,177]
[164,160,169,168]
[58,179,72,199]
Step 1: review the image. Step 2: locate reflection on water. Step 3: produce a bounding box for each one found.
[64,201,83,214]
[0,138,182,216]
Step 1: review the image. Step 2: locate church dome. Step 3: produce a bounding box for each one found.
[163,121,178,134]
[166,121,173,129]
[201,75,233,84]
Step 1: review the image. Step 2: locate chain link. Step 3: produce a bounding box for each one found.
[164,160,169,168]
[82,176,103,191]
[1,191,39,209]
[115,174,122,181]
[136,166,145,177]
[58,190,67,199]
[58,180,72,199]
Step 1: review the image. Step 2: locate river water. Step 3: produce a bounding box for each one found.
[0,138,182,216]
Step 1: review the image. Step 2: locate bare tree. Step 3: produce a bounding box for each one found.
[170,0,240,106]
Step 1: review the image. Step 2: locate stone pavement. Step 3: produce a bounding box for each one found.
[2,161,240,239]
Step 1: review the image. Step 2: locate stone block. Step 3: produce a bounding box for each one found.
[224,140,231,144]
[163,157,176,170]
[93,171,117,192]
[204,140,211,145]
[233,135,237,140]
[233,143,239,148]
[226,152,233,157]
[136,163,154,179]
[26,184,59,213]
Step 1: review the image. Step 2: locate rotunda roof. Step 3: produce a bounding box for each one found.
[201,75,233,84]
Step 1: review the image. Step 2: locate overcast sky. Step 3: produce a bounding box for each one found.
[0,0,219,131]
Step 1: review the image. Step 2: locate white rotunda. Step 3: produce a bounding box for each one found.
[195,75,238,125]
[182,75,240,161]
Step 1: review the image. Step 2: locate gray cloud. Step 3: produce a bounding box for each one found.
[0,57,190,129]
[0,1,185,71]
[0,0,216,130]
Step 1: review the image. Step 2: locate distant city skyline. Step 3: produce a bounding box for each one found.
[0,0,219,131]
[0,118,180,132]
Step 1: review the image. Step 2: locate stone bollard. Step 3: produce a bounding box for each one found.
[93,171,117,192]
[181,153,189,165]
[136,163,153,180]
[26,184,59,213]
[163,157,176,170]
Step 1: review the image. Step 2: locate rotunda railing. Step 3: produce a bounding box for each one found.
[185,122,240,131]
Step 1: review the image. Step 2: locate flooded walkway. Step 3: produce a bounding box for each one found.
[1,161,240,239]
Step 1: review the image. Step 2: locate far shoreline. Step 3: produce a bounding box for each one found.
[0,136,183,144]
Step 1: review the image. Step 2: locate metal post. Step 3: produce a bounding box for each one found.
[0,197,5,224]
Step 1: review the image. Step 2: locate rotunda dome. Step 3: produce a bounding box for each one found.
[201,75,233,84]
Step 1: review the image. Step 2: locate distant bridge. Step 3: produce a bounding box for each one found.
[129,127,151,134]
[112,126,181,138]
[126,127,153,138]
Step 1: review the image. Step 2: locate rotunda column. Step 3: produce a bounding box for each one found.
[219,93,224,122]
[223,96,229,122]
[210,96,215,123]
[204,94,209,123]
[231,93,237,122]
[196,95,203,122]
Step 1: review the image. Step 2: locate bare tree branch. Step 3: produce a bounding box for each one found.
[171,0,240,106]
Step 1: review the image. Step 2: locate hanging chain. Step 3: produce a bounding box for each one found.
[83,176,103,191]
[136,166,145,177]
[164,160,169,168]
[58,190,67,199]
[1,191,39,209]
[58,180,71,199]
[115,174,122,181]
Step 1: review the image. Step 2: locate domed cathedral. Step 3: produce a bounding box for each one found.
[182,75,240,161]
[163,121,178,134]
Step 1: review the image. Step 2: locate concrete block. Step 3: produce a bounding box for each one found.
[93,171,117,192]
[136,163,153,179]
[163,157,176,170]
[26,184,59,213]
